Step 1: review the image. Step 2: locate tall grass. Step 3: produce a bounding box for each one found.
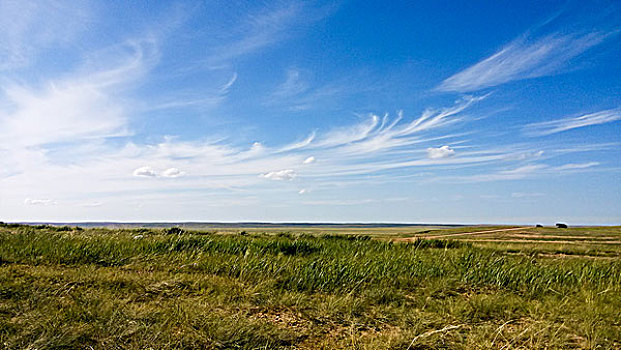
[1,227,618,296]
[0,225,619,349]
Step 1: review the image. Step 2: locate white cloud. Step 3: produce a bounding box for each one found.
[0,83,128,148]
[161,167,184,178]
[303,156,316,164]
[250,142,264,152]
[219,72,238,93]
[260,169,297,181]
[270,69,308,99]
[437,32,610,92]
[525,108,621,136]
[0,1,91,70]
[301,199,375,206]
[427,145,455,159]
[511,192,544,198]
[133,166,157,177]
[0,39,157,186]
[82,201,103,207]
[439,164,549,183]
[278,132,316,152]
[203,3,333,65]
[311,96,484,154]
[555,162,599,171]
[24,198,55,206]
[298,189,308,194]
[500,164,547,176]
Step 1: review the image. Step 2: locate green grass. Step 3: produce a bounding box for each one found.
[0,224,620,349]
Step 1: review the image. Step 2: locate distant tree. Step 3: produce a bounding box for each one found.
[556,223,568,228]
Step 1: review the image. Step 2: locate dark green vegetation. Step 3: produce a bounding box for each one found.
[0,224,620,349]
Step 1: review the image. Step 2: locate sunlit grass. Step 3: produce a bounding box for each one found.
[0,223,619,349]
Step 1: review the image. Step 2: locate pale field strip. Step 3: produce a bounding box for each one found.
[394,226,621,245]
[460,239,621,245]
[396,227,530,241]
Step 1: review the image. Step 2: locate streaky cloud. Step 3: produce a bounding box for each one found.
[437,31,612,93]
[555,162,600,171]
[24,198,56,206]
[524,107,621,136]
[219,72,238,93]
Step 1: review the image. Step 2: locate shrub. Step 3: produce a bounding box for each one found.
[165,227,185,235]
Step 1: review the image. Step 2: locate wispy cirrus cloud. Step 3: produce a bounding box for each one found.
[0,39,160,186]
[0,0,91,71]
[436,160,603,184]
[1,1,617,222]
[269,69,308,99]
[301,199,376,206]
[555,162,600,171]
[265,69,350,111]
[511,192,544,198]
[24,198,56,206]
[310,95,485,154]
[437,31,612,93]
[1,90,611,220]
[0,39,159,149]
[1,95,487,205]
[202,2,334,66]
[524,107,621,136]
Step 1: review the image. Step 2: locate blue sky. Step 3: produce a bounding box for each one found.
[0,0,619,224]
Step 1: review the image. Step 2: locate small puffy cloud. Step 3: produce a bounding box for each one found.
[133,166,157,177]
[427,145,455,159]
[24,198,55,206]
[303,156,316,164]
[161,168,184,178]
[299,189,308,194]
[260,169,297,181]
[133,167,184,178]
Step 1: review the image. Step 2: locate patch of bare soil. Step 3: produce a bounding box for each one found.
[248,308,310,330]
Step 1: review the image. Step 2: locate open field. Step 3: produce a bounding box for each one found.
[0,223,620,349]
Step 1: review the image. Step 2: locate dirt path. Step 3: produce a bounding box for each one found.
[396,226,531,242]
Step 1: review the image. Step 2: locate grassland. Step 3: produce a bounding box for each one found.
[0,223,619,349]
